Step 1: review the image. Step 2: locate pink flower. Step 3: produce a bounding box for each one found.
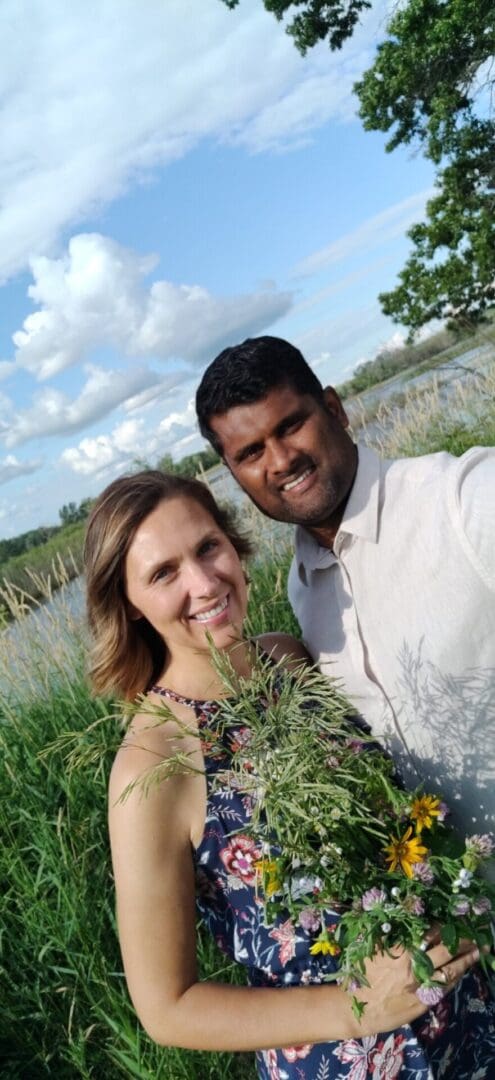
[269,918,298,966]
[298,907,321,933]
[416,985,445,1006]
[452,897,470,916]
[260,1049,288,1080]
[220,836,261,885]
[281,1044,313,1062]
[412,861,435,885]
[361,887,387,910]
[472,896,492,915]
[437,801,450,822]
[229,726,252,753]
[369,1033,406,1079]
[466,834,494,857]
[333,1036,378,1080]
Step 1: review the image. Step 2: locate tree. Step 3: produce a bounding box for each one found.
[220,0,370,53]
[378,122,495,334]
[225,0,495,334]
[355,0,495,333]
[355,0,495,163]
[58,498,94,527]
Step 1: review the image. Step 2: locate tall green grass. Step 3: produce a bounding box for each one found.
[1,349,494,1076]
[0,548,296,1079]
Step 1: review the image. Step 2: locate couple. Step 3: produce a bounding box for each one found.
[84,336,495,1078]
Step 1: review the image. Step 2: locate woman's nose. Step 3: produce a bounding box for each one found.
[185,561,219,596]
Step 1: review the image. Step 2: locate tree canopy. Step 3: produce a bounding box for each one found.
[221,0,370,53]
[223,0,495,335]
[355,0,495,334]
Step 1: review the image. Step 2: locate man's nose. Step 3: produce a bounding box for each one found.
[266,438,297,474]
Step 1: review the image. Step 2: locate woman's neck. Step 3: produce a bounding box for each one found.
[156,637,255,700]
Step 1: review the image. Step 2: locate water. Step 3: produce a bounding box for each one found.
[2,342,492,652]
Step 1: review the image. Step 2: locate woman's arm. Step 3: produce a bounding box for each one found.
[109,723,479,1052]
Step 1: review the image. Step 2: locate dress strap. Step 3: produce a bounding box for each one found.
[149,684,212,708]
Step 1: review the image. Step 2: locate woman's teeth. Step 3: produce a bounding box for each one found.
[282,468,312,492]
[191,597,228,622]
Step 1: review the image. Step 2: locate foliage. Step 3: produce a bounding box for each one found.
[59,497,94,526]
[377,127,495,335]
[361,354,495,460]
[0,522,85,610]
[354,0,495,333]
[156,445,220,479]
[336,323,471,398]
[0,535,298,1077]
[355,0,495,162]
[138,651,494,1016]
[0,524,59,564]
[221,0,370,53]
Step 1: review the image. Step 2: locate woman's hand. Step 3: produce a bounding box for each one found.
[357,930,481,1036]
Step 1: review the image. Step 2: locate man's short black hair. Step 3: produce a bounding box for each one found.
[196,335,324,454]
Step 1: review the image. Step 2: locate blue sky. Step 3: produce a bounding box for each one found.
[0,0,435,537]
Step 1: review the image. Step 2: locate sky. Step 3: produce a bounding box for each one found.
[0,0,436,538]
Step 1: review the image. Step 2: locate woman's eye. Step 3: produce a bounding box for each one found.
[199,538,218,556]
[153,565,172,582]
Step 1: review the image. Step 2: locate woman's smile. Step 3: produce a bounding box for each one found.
[124,495,248,658]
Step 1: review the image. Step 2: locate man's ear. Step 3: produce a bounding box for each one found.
[323,386,350,429]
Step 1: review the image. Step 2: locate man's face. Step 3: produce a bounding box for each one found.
[209,384,357,529]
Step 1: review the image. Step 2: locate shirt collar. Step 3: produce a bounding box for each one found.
[294,444,381,576]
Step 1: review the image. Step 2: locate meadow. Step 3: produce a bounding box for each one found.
[1,348,493,1077]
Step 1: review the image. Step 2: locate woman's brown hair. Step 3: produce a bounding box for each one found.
[84,470,252,700]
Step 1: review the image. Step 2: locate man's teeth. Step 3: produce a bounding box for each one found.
[282,468,312,492]
[191,597,228,622]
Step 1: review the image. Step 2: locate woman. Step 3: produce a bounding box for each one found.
[84,470,494,1078]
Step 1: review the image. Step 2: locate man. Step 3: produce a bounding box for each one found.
[195,335,495,836]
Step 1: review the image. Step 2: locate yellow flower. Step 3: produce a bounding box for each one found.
[254,858,282,897]
[384,826,427,878]
[309,930,341,957]
[310,939,341,956]
[410,794,441,834]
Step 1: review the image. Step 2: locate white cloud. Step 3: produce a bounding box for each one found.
[0,454,41,485]
[2,363,167,447]
[11,233,293,378]
[292,189,435,278]
[0,0,388,281]
[61,399,200,478]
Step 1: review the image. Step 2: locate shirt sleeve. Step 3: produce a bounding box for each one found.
[452,446,495,591]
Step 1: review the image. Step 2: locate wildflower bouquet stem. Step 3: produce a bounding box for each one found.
[122,645,495,1020]
[205,649,495,1017]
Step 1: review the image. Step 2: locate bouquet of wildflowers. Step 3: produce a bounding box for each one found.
[207,651,495,1017]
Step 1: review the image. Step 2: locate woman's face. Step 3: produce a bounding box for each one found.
[124,495,248,658]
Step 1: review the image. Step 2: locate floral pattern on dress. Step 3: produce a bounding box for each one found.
[151,681,495,1079]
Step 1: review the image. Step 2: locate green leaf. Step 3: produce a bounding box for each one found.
[441,923,459,954]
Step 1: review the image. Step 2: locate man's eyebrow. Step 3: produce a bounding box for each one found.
[275,407,308,435]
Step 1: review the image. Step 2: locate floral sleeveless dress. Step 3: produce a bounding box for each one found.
[151,683,495,1079]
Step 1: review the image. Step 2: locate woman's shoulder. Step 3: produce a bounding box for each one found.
[255,632,312,671]
[108,696,199,809]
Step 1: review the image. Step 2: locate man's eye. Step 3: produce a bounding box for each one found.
[240,445,262,463]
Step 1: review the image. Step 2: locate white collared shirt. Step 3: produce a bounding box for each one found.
[288,445,495,835]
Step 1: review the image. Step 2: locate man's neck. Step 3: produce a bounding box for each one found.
[305,517,341,552]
